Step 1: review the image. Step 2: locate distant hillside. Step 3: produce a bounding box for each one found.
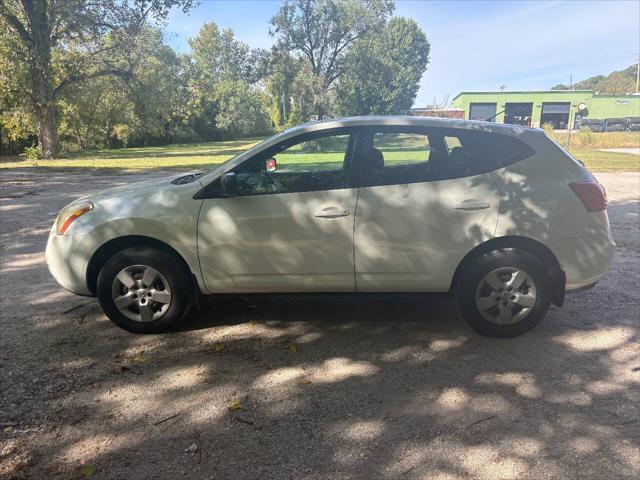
[551,64,638,94]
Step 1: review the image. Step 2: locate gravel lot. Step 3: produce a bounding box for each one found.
[1,169,638,479]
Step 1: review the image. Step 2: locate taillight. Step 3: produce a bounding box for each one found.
[569,181,607,212]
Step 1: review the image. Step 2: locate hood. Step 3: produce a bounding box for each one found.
[52,171,206,237]
[85,172,202,204]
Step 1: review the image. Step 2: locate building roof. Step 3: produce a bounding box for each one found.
[451,90,594,101]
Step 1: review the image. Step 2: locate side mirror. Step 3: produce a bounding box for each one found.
[265,158,277,172]
[220,172,237,196]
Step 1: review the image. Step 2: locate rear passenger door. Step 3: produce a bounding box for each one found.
[352,126,502,292]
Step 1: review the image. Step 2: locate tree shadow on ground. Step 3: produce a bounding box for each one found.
[0,170,638,479]
[4,288,638,479]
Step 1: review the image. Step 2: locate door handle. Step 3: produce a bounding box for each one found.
[314,206,351,218]
[454,200,491,211]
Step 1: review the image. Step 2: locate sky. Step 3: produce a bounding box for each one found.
[165,0,640,107]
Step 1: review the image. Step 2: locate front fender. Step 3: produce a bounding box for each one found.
[87,217,200,275]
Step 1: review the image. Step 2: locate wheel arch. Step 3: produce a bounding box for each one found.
[450,236,566,306]
[86,235,197,296]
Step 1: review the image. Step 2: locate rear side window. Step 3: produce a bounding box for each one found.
[373,132,431,166]
[436,129,535,179]
[360,131,432,186]
[356,126,534,187]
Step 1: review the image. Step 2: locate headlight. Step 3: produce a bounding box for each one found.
[56,202,94,234]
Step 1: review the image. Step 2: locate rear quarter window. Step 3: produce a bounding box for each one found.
[437,129,535,179]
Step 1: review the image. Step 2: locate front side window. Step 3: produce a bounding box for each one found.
[230,131,353,195]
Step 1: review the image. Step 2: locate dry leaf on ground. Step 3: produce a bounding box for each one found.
[133,353,149,364]
[184,443,199,454]
[283,342,297,353]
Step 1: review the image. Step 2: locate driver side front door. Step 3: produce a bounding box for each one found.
[197,129,358,293]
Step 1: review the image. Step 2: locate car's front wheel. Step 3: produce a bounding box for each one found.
[97,247,193,333]
[456,249,551,337]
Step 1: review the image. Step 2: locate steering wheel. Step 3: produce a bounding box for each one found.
[262,170,281,192]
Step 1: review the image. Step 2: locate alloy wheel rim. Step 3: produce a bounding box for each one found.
[111,265,172,323]
[474,267,537,325]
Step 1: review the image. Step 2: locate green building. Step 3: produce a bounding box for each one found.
[451,90,640,129]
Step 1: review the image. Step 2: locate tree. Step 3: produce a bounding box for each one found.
[551,65,639,94]
[51,26,193,150]
[335,17,429,115]
[57,76,130,150]
[288,62,326,124]
[120,27,187,146]
[187,22,260,140]
[189,22,255,86]
[263,45,304,127]
[270,0,394,119]
[214,80,270,137]
[0,18,35,154]
[0,0,194,158]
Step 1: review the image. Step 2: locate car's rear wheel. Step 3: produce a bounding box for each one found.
[456,249,551,337]
[97,247,193,333]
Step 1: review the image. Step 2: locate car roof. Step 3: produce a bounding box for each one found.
[282,115,542,136]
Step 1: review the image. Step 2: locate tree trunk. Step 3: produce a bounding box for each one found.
[23,0,58,158]
[315,102,324,121]
[34,101,58,158]
[106,117,114,149]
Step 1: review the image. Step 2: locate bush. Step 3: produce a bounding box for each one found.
[576,126,595,146]
[20,145,41,162]
[113,124,132,147]
[542,123,555,135]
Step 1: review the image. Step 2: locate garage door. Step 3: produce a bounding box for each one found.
[469,103,497,122]
[541,103,570,114]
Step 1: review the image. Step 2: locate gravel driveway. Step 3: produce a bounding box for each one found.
[1,169,638,479]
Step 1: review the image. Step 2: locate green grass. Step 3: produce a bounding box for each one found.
[568,147,639,171]
[0,138,264,170]
[552,130,640,149]
[0,134,638,172]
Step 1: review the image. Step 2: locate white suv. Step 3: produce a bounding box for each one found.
[46,116,615,337]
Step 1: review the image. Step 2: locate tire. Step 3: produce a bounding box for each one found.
[455,249,552,338]
[97,247,193,333]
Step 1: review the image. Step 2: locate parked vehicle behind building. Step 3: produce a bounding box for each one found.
[46,116,615,337]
